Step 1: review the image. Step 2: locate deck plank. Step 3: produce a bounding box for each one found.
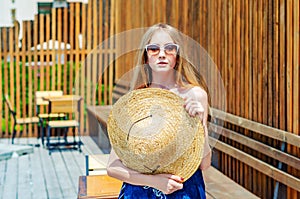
[31,147,48,199]
[39,145,64,199]
[0,160,7,199]
[61,151,83,193]
[0,136,259,199]
[17,155,32,199]
[2,157,18,199]
[52,151,76,198]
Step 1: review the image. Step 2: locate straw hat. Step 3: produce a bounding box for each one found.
[107,88,204,180]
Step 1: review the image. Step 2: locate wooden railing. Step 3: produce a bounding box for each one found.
[209,108,300,197]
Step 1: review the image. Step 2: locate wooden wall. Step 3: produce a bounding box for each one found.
[0,0,299,198]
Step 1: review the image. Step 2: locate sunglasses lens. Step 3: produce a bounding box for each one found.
[164,44,178,55]
[146,45,160,55]
[145,44,179,56]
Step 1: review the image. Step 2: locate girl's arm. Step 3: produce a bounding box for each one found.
[184,86,212,170]
[107,149,184,194]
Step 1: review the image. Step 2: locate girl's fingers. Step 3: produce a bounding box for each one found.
[169,175,184,183]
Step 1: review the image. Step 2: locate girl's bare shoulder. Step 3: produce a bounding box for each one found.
[185,86,207,102]
[172,86,208,102]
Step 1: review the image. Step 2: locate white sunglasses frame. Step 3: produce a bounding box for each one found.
[145,43,179,56]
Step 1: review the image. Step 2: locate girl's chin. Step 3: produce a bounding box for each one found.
[150,66,174,72]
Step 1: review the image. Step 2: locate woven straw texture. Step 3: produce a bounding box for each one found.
[107,88,205,180]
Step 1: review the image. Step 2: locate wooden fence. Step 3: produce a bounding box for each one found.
[0,0,299,198]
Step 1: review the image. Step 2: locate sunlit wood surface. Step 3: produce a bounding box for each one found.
[0,136,259,199]
[0,136,102,199]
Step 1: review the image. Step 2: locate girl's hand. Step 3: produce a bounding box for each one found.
[184,97,205,122]
[151,174,184,195]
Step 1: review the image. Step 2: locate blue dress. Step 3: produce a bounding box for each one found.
[118,170,206,199]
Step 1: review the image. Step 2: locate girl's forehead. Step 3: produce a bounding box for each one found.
[149,30,174,45]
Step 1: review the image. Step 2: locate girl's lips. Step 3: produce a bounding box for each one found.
[157,62,168,64]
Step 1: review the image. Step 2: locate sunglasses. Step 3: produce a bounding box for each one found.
[145,43,179,56]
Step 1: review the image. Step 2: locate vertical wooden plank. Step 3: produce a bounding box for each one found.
[252,0,259,194]
[179,0,188,34]
[235,0,242,185]
[266,0,274,197]
[243,0,250,190]
[63,7,69,94]
[220,0,227,175]
[279,1,286,129]
[86,0,92,106]
[97,0,103,105]
[81,3,87,133]
[57,8,62,90]
[75,2,82,133]
[14,23,20,129]
[260,1,272,197]
[215,0,221,110]
[249,0,255,192]
[278,0,287,196]
[115,0,121,80]
[239,0,246,188]
[292,0,299,136]
[143,0,152,26]
[292,0,300,196]
[51,8,57,90]
[39,14,45,91]
[75,2,81,98]
[103,0,109,105]
[3,28,9,135]
[109,0,115,105]
[273,0,279,130]
[33,15,38,101]
[92,0,98,105]
[20,21,27,135]
[228,0,233,180]
[257,0,264,196]
[69,3,75,95]
[46,14,51,91]
[27,21,35,137]
[9,28,15,130]
[287,0,298,198]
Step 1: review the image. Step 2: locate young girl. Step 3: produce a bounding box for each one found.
[107,23,211,198]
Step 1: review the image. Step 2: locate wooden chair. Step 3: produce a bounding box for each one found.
[46,96,82,154]
[34,90,65,145]
[4,95,40,144]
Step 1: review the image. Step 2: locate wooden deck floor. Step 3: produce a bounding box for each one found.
[0,136,259,199]
[0,136,102,199]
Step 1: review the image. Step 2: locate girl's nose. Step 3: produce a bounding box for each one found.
[158,48,166,58]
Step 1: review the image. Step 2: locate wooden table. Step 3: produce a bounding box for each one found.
[78,175,122,199]
[42,94,82,102]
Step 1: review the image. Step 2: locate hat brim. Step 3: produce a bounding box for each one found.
[107,88,205,180]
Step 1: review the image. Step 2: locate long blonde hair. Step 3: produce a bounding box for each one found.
[133,23,209,100]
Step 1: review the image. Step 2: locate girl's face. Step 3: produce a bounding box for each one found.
[146,30,178,73]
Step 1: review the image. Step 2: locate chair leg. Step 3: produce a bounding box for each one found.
[47,126,51,151]
[40,119,45,146]
[63,127,68,143]
[77,127,81,152]
[12,122,17,144]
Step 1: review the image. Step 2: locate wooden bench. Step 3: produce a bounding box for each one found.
[86,105,112,153]
[78,175,122,199]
